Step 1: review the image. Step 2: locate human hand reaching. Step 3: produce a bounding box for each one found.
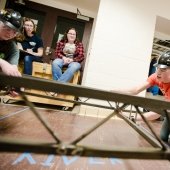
[0,59,22,98]
[8,90,19,97]
[0,59,21,77]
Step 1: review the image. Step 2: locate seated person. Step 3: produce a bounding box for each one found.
[52,27,84,83]
[16,17,44,75]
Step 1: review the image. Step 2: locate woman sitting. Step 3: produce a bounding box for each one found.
[16,17,44,75]
[52,27,84,83]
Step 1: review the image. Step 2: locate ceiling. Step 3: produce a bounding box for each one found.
[53,0,100,12]
[52,1,170,37]
[28,0,100,14]
[28,1,170,36]
[155,16,170,36]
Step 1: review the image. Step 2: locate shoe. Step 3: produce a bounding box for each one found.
[20,87,25,92]
[50,92,57,97]
[46,91,57,97]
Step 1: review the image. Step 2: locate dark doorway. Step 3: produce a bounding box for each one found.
[52,16,85,48]
[23,9,46,37]
[5,0,45,36]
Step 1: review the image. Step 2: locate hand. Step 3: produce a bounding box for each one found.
[0,59,21,77]
[8,87,24,98]
[17,42,23,50]
[8,90,19,98]
[26,48,33,54]
[63,56,70,65]
[66,58,73,64]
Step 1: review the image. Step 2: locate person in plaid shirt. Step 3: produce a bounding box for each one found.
[52,27,84,83]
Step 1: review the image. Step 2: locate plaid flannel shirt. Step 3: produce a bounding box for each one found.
[54,40,84,63]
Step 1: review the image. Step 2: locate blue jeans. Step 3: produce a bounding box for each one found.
[52,58,81,82]
[147,85,159,95]
[160,116,170,142]
[24,55,42,75]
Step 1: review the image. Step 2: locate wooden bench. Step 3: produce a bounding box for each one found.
[1,62,80,108]
[30,62,80,107]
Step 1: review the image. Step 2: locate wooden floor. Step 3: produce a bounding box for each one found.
[0,103,170,170]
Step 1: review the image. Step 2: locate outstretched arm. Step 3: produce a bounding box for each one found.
[112,81,161,121]
[0,59,21,77]
[112,81,151,95]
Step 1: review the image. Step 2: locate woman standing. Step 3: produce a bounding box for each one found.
[52,27,84,83]
[17,17,44,75]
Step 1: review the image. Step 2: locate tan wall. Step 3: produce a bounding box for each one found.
[83,0,165,92]
[0,0,6,9]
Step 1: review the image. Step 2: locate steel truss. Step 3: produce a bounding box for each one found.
[0,73,170,160]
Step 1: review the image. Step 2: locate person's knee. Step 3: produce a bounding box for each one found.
[70,62,81,71]
[52,59,57,65]
[24,55,30,63]
[52,59,63,68]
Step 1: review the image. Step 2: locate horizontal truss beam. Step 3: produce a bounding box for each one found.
[0,74,170,112]
[0,137,170,160]
[0,74,170,160]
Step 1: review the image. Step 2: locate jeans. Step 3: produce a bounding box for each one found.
[52,58,81,82]
[147,85,159,95]
[24,55,42,75]
[160,116,170,142]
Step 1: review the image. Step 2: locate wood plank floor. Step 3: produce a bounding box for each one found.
[0,103,170,170]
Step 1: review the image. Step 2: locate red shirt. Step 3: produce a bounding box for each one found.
[54,40,84,63]
[147,73,170,100]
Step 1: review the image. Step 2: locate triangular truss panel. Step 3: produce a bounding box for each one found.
[0,74,170,160]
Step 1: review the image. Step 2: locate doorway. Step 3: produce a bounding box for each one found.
[24,9,46,37]
[52,16,85,48]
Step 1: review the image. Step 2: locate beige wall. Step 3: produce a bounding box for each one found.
[30,0,98,18]
[0,0,6,9]
[83,0,170,95]
[155,31,170,40]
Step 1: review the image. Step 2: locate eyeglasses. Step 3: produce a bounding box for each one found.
[24,24,33,28]
[67,33,76,36]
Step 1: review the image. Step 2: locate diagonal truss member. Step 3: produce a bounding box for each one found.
[0,73,170,159]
